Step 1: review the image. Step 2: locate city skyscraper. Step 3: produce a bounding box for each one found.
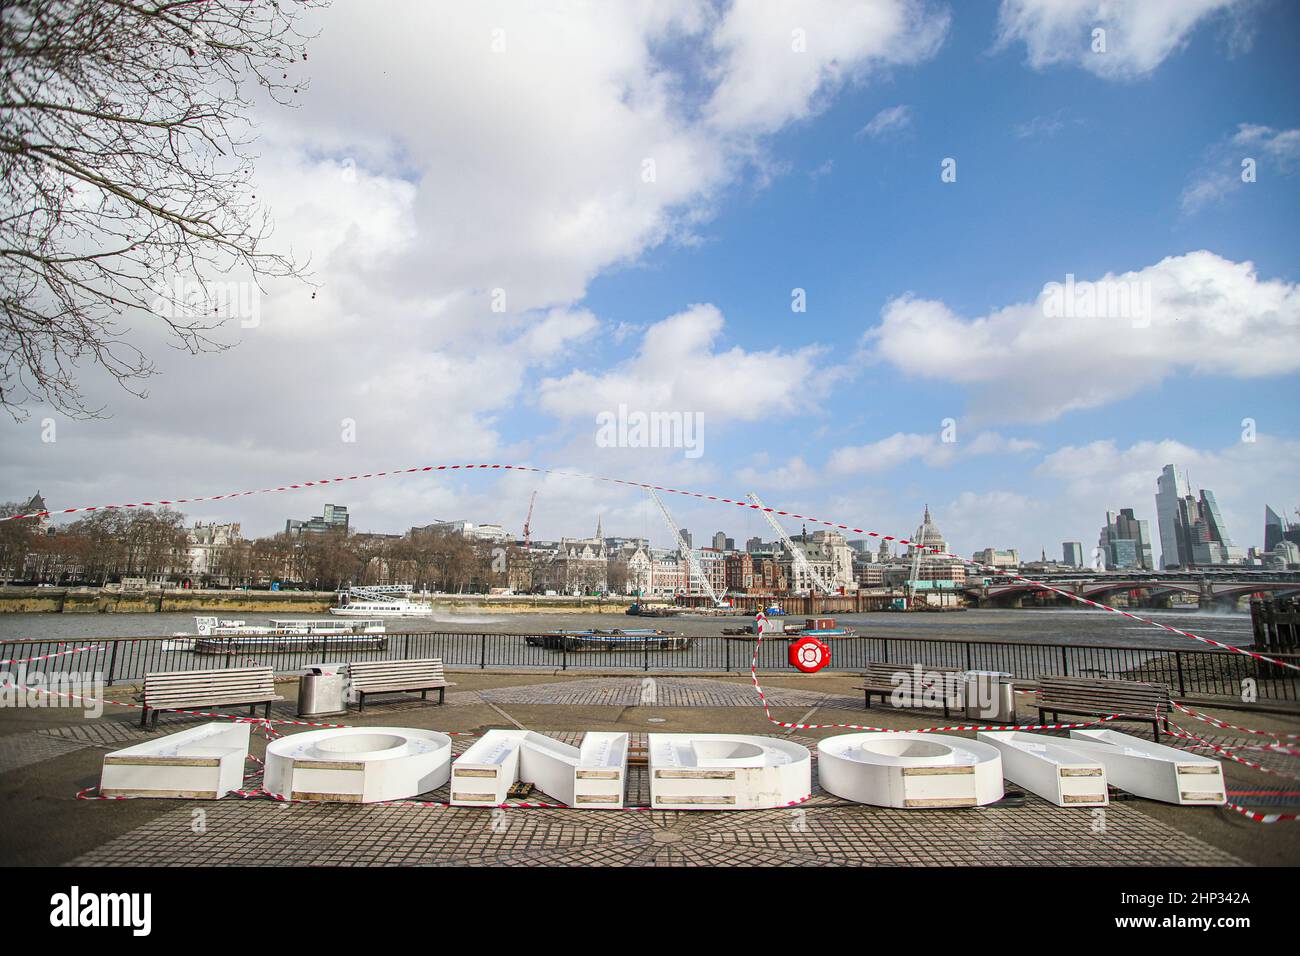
[1154,464,1242,568]
[1179,489,1242,566]
[1098,509,1153,571]
[1062,542,1084,568]
[1155,464,1189,569]
[1266,504,1285,552]
[1263,505,1300,555]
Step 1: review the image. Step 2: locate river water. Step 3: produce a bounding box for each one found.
[0,605,1253,651]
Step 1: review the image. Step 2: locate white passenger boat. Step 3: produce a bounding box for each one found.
[329,585,434,618]
[163,615,387,652]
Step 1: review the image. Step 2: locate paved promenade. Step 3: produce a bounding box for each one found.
[1,671,1296,866]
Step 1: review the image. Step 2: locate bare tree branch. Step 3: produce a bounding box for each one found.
[0,0,323,420]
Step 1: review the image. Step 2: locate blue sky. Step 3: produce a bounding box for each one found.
[566,1,1300,557]
[2,1,1298,562]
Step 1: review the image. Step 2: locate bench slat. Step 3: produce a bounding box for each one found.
[142,666,277,711]
[349,659,446,697]
[1036,676,1168,721]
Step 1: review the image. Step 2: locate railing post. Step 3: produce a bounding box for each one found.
[105,640,118,686]
[479,633,486,670]
[561,640,567,672]
[644,641,649,672]
[1175,651,1186,697]
[1060,646,1069,676]
[965,643,972,671]
[725,638,731,673]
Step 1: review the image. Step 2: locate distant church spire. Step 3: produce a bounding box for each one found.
[595,515,603,541]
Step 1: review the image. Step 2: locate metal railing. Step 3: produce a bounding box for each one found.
[2,630,1296,704]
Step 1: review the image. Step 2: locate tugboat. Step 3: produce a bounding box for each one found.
[625,602,685,618]
[527,628,691,651]
[783,617,856,638]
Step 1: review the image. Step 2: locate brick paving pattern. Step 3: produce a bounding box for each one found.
[17,674,1281,866]
[470,676,825,708]
[38,711,195,747]
[0,732,88,773]
[70,782,1243,867]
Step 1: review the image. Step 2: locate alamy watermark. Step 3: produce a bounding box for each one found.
[889,665,1001,718]
[152,275,262,329]
[595,404,704,459]
[1042,273,1152,327]
[0,667,104,718]
[50,886,151,936]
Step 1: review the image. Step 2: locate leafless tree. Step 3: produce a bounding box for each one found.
[0,499,39,580]
[0,0,323,419]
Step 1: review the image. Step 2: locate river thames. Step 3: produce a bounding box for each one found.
[0,605,1253,652]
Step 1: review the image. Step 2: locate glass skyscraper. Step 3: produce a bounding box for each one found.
[1155,464,1189,569]
[1098,509,1153,571]
[1154,465,1241,567]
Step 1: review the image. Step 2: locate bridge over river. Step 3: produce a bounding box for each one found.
[969,570,1300,609]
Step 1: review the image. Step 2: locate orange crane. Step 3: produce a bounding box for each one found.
[522,490,538,548]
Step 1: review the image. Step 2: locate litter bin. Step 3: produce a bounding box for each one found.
[963,670,1015,723]
[298,664,347,718]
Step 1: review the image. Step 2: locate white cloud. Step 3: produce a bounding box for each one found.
[536,303,835,423]
[736,456,820,490]
[942,490,1045,555]
[1,1,953,536]
[1182,123,1300,213]
[995,0,1246,79]
[705,0,948,133]
[1036,435,1300,555]
[857,104,913,139]
[828,430,1038,476]
[1013,109,1074,140]
[869,251,1300,422]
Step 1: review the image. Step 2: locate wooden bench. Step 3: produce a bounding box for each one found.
[348,658,447,711]
[137,666,282,729]
[1036,675,1170,740]
[855,661,965,718]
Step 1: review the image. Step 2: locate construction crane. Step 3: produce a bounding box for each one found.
[746,492,836,596]
[646,488,727,607]
[521,490,538,548]
[907,518,925,609]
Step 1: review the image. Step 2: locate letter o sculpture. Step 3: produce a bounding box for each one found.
[817,732,1003,809]
[264,726,452,804]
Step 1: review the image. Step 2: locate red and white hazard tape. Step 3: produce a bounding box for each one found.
[14,583,1297,824]
[3,460,1294,671]
[1164,720,1300,781]
[3,644,478,734]
[0,643,103,666]
[746,619,1125,733]
[1172,701,1300,740]
[1227,805,1300,823]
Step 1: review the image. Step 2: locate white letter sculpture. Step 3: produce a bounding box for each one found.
[451,730,630,808]
[1065,729,1225,805]
[649,734,811,810]
[817,733,1003,808]
[977,731,1108,807]
[100,721,251,799]
[264,727,452,804]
